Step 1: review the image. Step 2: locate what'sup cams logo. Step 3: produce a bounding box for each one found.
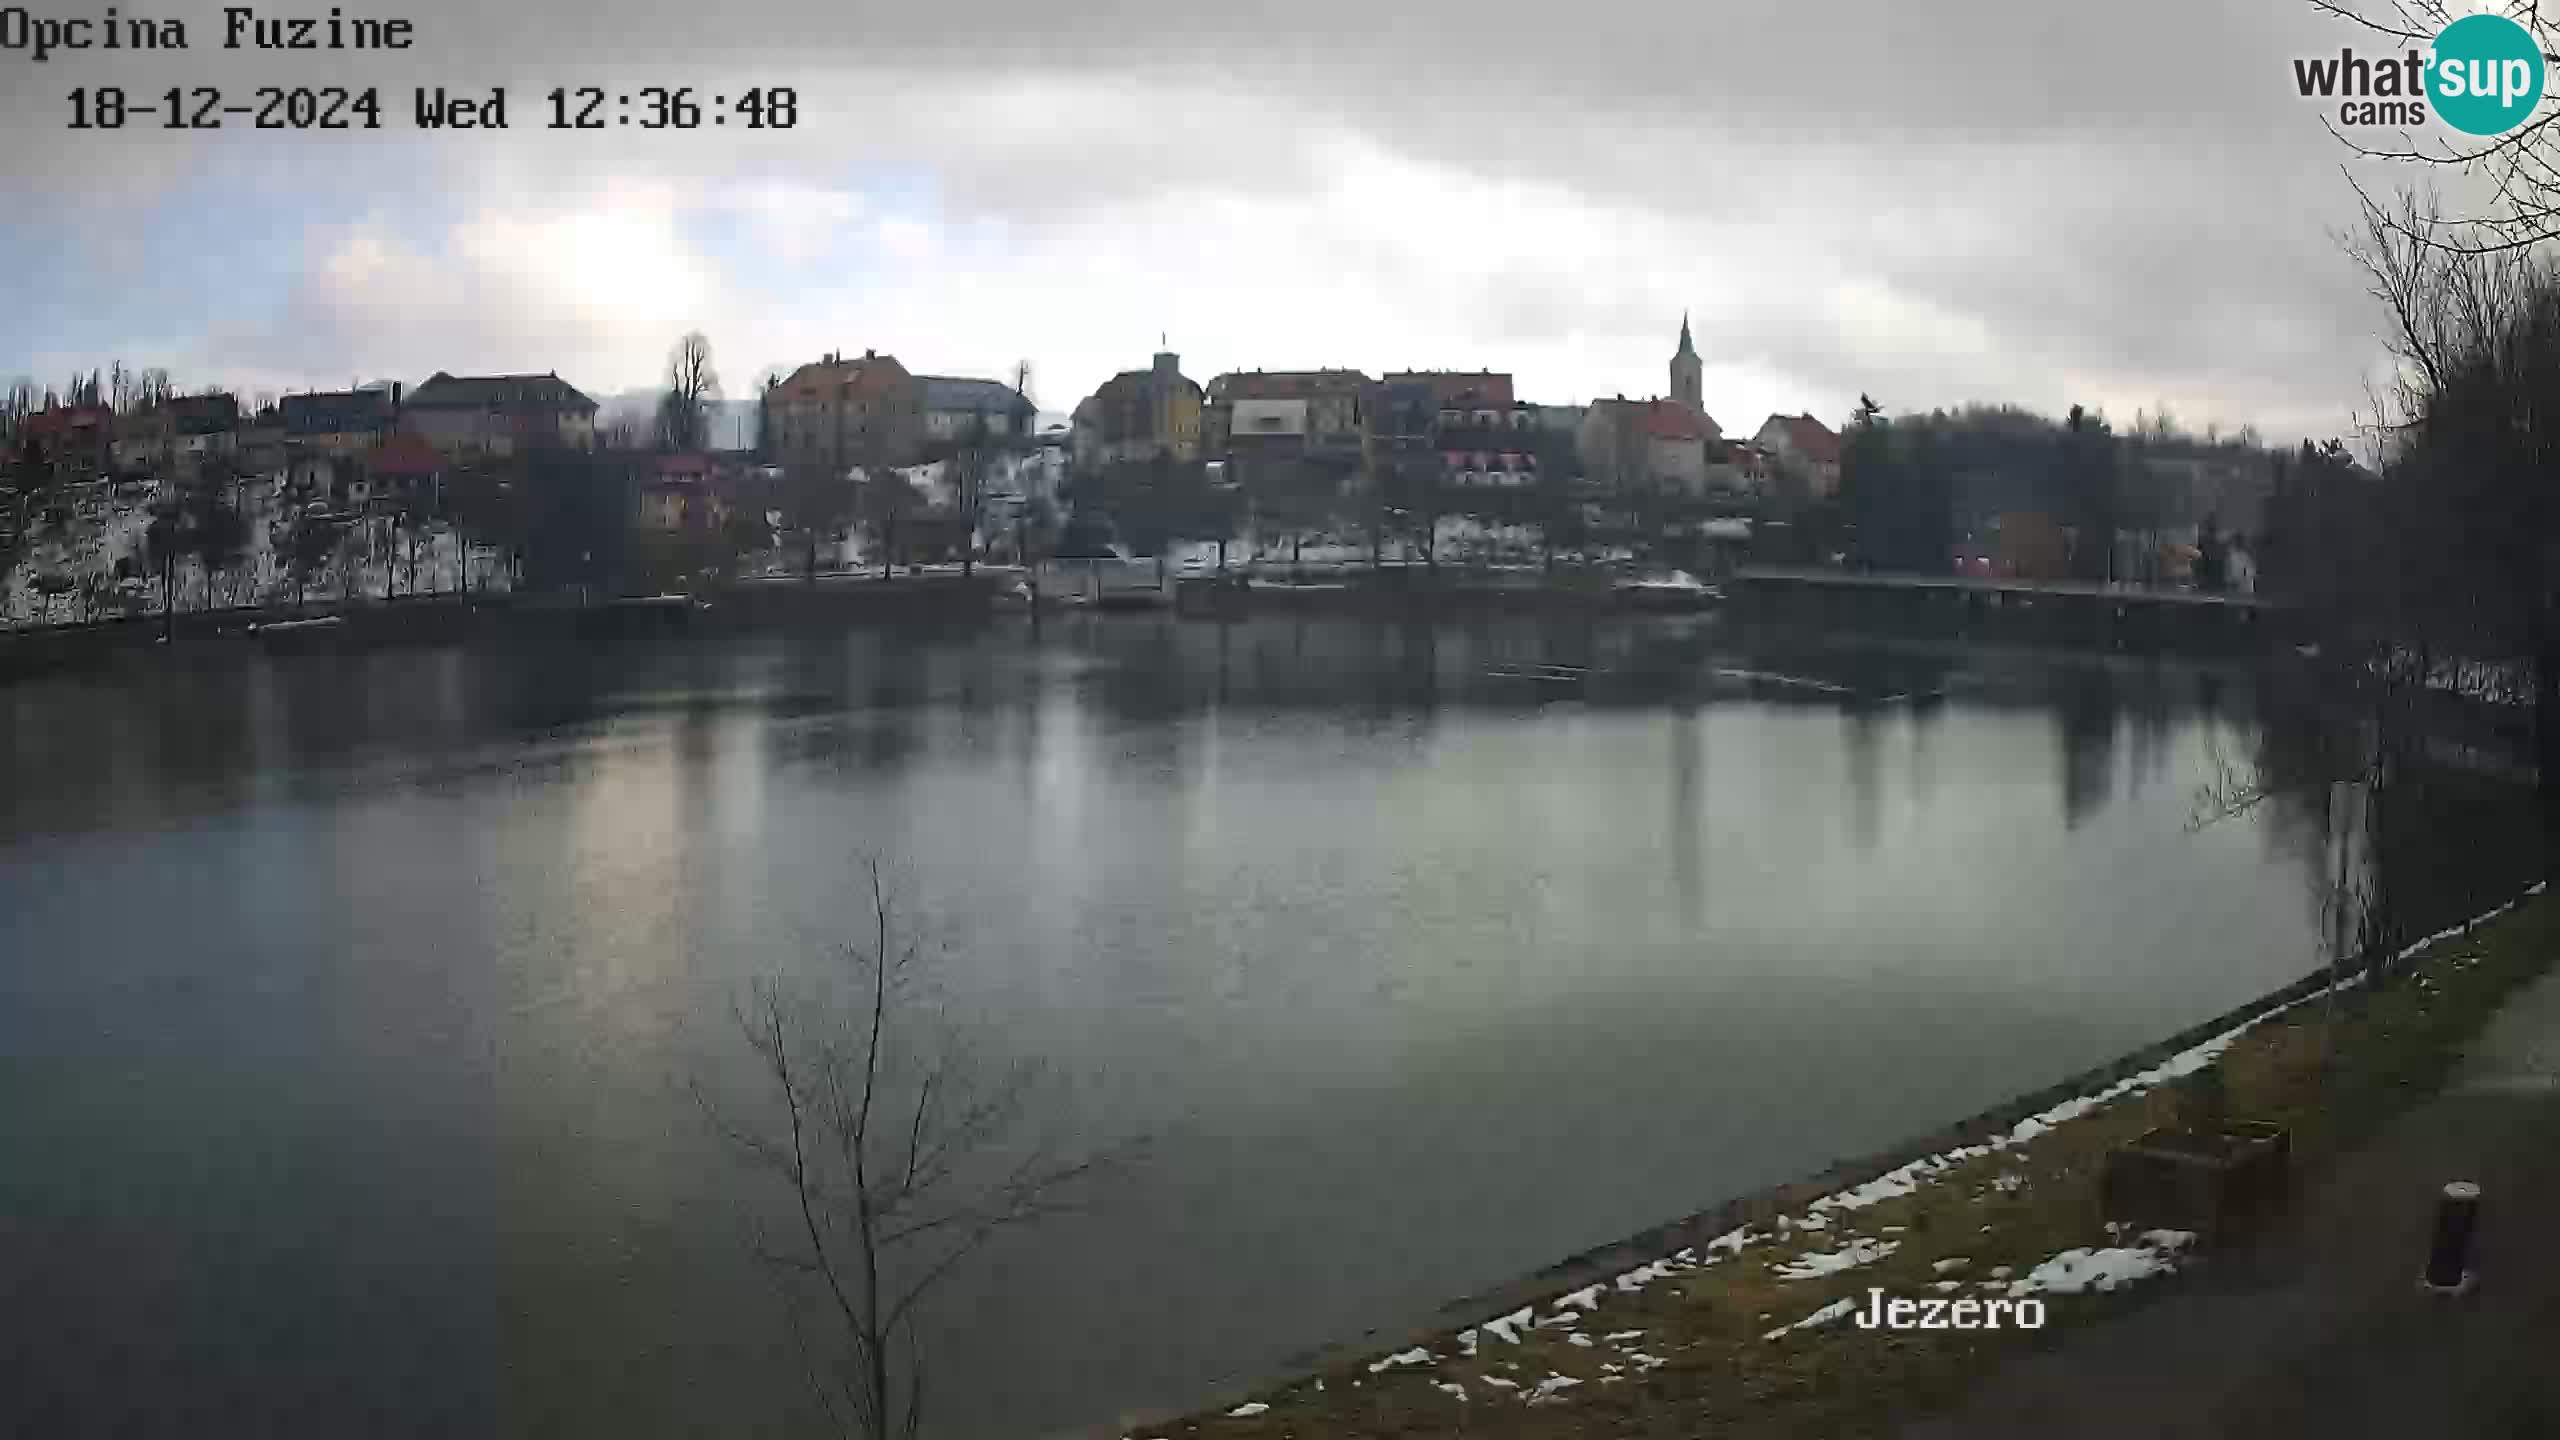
[2296,12,2548,134]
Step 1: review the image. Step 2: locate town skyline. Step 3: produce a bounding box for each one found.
[0,307,2343,452]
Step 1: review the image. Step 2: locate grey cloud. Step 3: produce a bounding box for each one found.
[0,0,2421,435]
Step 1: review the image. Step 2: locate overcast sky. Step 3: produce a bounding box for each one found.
[0,0,2479,439]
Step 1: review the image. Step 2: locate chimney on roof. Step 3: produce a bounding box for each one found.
[864,348,876,360]
[392,382,402,408]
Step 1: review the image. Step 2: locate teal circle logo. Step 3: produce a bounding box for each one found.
[2429,14,2546,135]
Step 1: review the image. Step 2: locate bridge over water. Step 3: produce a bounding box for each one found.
[1728,565,2284,652]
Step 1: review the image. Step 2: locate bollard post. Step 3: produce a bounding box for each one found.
[2419,1181,2480,1296]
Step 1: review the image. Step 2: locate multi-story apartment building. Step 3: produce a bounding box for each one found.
[403,372,598,458]
[1202,369,1370,458]
[765,350,926,472]
[112,392,242,473]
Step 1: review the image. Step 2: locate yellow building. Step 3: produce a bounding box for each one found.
[1071,350,1203,467]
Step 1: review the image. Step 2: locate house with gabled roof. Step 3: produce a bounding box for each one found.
[281,389,398,458]
[1580,396,1714,496]
[1203,369,1372,456]
[915,375,1035,445]
[403,371,598,458]
[1072,350,1203,468]
[766,349,925,471]
[1752,413,1843,498]
[364,431,445,511]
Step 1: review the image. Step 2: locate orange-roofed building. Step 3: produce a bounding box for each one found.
[364,431,445,512]
[1753,413,1844,498]
[766,349,924,472]
[1580,396,1715,496]
[26,404,116,478]
[636,453,735,532]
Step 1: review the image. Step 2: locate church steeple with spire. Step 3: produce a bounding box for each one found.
[1670,311,1702,418]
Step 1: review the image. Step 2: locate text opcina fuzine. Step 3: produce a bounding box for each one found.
[1,7,418,63]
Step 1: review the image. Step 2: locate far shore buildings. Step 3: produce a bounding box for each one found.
[766,349,926,472]
[917,376,1036,446]
[1203,369,1370,458]
[25,403,117,477]
[111,392,241,474]
[364,431,445,512]
[1752,413,1843,498]
[634,452,738,532]
[281,388,398,457]
[1575,318,1726,497]
[1072,349,1204,467]
[402,371,599,458]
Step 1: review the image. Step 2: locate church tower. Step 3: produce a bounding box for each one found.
[1670,312,1703,417]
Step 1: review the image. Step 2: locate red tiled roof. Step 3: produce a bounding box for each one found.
[778,354,912,402]
[368,432,443,477]
[29,405,113,438]
[1640,402,1707,443]
[1769,413,1842,464]
[1220,369,1373,400]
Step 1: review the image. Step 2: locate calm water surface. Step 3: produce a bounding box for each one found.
[0,614,2497,1437]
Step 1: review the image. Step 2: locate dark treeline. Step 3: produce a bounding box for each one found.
[1836,394,2292,583]
[2188,187,2560,992]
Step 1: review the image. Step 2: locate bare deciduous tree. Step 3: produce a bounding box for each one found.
[660,331,722,454]
[695,862,1126,1440]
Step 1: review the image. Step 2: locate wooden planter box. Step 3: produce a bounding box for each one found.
[2098,1121,2291,1244]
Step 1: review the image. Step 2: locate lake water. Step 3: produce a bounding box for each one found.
[0,613,2516,1438]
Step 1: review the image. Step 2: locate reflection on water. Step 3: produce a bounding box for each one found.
[0,614,2534,1439]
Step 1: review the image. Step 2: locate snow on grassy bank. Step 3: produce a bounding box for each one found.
[1149,879,2557,1438]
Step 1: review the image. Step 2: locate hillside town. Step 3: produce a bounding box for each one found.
[0,318,2291,627]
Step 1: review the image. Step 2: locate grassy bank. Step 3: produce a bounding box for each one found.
[1137,889,2560,1440]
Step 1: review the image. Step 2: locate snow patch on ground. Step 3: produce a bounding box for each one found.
[1762,1297,1861,1340]
[1462,1306,1534,1348]
[1367,1347,1431,1373]
[1225,1402,1269,1417]
[1612,1257,1685,1292]
[2007,1231,2196,1297]
[1772,1237,1900,1282]
[1703,1228,1762,1259]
